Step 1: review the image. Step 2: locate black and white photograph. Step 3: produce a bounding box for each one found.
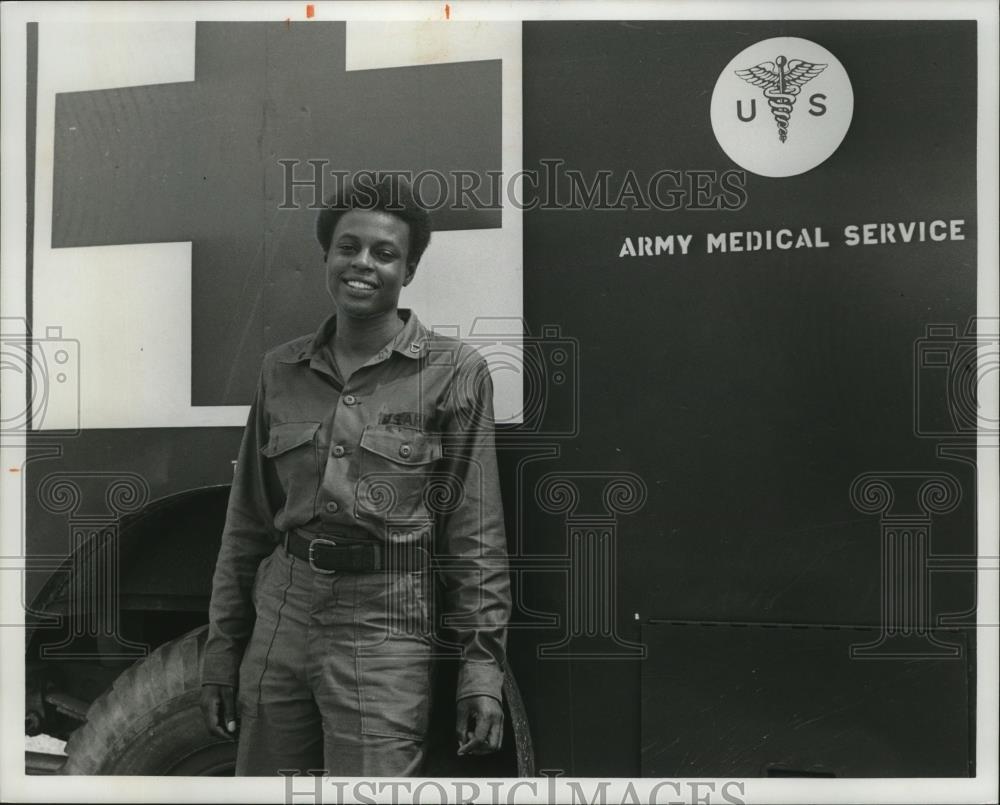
[1,1,997,803]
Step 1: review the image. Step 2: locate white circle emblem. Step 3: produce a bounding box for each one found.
[711,37,854,177]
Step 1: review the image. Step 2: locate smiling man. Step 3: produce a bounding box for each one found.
[199,174,511,776]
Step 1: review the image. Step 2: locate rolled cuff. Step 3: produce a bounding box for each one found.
[200,650,240,689]
[456,660,504,703]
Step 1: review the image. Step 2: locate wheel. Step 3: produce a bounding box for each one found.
[61,625,235,775]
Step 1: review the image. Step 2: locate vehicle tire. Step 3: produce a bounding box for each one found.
[61,625,236,775]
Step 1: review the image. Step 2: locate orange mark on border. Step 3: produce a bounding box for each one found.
[9,468,20,473]
[306,4,315,18]
[445,4,451,19]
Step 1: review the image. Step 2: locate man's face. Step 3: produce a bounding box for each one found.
[325,209,415,318]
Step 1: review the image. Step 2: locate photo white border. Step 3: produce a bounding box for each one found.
[2,1,997,803]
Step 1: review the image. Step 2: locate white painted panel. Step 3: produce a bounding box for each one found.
[31,23,239,428]
[348,21,524,423]
[32,20,522,429]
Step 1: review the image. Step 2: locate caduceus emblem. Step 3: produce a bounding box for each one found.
[736,55,827,143]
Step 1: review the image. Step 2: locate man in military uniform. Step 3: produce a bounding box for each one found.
[200,175,511,776]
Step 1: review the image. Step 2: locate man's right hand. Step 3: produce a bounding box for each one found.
[200,683,238,740]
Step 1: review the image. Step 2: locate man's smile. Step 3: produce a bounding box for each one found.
[343,277,379,292]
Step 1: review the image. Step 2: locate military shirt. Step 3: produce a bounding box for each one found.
[202,309,511,703]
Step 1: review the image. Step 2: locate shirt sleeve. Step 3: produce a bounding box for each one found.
[201,368,281,687]
[435,349,512,703]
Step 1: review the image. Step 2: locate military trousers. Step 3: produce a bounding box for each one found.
[235,543,435,776]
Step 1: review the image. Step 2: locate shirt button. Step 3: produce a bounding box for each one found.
[343,394,357,406]
[325,501,340,513]
[332,445,346,458]
[399,444,412,458]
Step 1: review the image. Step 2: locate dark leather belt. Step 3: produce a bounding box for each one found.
[284,529,428,575]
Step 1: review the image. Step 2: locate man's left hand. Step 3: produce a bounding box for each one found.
[456,695,504,755]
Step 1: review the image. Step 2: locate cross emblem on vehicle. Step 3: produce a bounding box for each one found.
[51,21,502,406]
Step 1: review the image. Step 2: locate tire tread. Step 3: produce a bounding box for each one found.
[61,626,215,775]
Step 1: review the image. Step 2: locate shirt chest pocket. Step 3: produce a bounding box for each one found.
[259,421,321,505]
[355,425,442,522]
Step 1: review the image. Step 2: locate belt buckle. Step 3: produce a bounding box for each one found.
[308,537,338,575]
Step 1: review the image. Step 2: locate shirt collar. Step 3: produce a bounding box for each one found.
[389,309,429,360]
[281,308,429,365]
